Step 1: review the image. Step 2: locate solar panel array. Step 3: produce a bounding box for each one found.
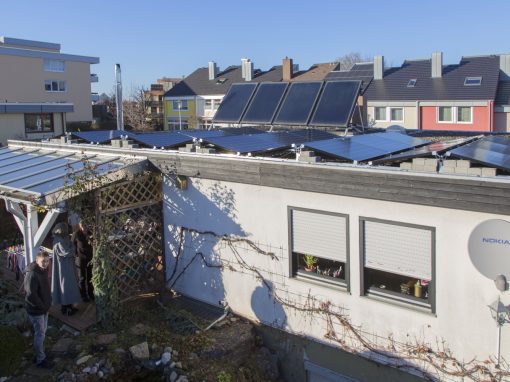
[71,128,265,149]
[213,80,361,127]
[372,137,477,164]
[203,129,336,154]
[212,83,258,123]
[449,137,510,171]
[304,132,430,162]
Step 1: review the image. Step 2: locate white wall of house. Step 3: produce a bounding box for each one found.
[162,175,509,375]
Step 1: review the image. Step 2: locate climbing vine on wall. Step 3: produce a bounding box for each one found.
[167,225,510,382]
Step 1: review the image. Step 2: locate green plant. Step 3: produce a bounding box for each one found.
[302,254,318,270]
[217,370,232,382]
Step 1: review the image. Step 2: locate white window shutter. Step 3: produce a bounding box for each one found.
[292,209,347,262]
[364,221,432,280]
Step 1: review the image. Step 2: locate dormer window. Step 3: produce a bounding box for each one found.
[407,79,417,87]
[464,76,482,86]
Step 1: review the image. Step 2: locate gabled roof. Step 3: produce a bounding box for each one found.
[165,65,283,97]
[495,81,510,106]
[364,55,500,101]
[290,62,339,81]
[325,62,374,94]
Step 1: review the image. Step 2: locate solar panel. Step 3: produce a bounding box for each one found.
[309,81,361,127]
[203,129,336,154]
[305,138,388,162]
[71,130,135,143]
[241,82,288,124]
[449,138,510,171]
[213,83,258,123]
[129,131,193,148]
[304,132,430,162]
[473,139,510,154]
[371,137,476,164]
[274,82,323,125]
[484,136,510,145]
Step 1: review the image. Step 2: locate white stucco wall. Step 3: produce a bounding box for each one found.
[162,175,509,374]
[0,112,64,145]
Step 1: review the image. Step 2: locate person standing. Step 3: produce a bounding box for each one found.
[72,222,94,302]
[24,251,53,368]
[51,222,82,315]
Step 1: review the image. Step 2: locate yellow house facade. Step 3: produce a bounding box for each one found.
[163,97,197,130]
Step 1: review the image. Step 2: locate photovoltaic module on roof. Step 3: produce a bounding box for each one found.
[213,83,258,123]
[304,132,430,162]
[449,137,510,171]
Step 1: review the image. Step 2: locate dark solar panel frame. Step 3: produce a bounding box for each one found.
[203,129,336,155]
[309,80,361,127]
[241,82,289,124]
[129,131,193,148]
[449,138,510,171]
[371,137,477,164]
[304,133,430,162]
[212,83,259,123]
[273,82,323,126]
[71,130,132,143]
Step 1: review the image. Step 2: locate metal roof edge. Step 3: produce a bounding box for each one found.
[0,46,99,64]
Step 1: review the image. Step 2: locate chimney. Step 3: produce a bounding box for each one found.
[374,55,384,80]
[244,60,253,81]
[432,52,443,78]
[208,61,218,80]
[241,58,248,79]
[283,57,293,81]
[500,54,510,81]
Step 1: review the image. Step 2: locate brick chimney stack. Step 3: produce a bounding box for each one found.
[283,57,293,81]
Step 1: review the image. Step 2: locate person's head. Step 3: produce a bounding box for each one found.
[78,221,87,232]
[35,251,50,270]
[52,222,69,236]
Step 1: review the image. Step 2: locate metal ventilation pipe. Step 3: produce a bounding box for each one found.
[115,64,124,131]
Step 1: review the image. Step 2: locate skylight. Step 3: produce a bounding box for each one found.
[464,76,482,86]
[216,78,227,84]
[407,79,417,87]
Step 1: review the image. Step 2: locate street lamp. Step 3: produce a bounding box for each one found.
[176,100,182,131]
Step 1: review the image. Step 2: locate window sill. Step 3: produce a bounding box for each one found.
[365,287,434,315]
[294,271,348,292]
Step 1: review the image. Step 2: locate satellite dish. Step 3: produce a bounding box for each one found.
[386,125,407,134]
[468,219,510,279]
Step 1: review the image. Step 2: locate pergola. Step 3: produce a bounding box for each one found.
[0,142,149,264]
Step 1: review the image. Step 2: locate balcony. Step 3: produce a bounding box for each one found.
[91,93,99,103]
[90,73,99,83]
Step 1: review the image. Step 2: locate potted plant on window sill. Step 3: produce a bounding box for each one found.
[302,254,318,272]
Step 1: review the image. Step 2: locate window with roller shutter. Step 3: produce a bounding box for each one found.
[289,207,349,289]
[360,217,435,311]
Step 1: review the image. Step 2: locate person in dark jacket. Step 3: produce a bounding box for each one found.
[72,222,94,302]
[24,251,53,368]
[51,222,82,315]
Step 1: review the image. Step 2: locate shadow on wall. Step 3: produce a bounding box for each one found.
[162,175,246,305]
[251,279,287,330]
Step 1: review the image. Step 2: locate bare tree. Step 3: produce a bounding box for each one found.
[334,52,371,71]
[123,85,152,131]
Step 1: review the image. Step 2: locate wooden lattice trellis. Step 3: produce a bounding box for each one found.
[96,174,164,299]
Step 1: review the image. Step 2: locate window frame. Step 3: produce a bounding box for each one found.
[288,206,350,291]
[359,216,435,313]
[389,107,404,122]
[436,106,473,124]
[204,99,213,110]
[437,106,453,123]
[407,79,417,88]
[456,106,473,124]
[374,106,388,122]
[43,59,65,72]
[172,100,189,111]
[44,80,66,93]
[24,113,55,134]
[464,76,482,86]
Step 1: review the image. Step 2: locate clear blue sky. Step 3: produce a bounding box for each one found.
[3,0,509,95]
